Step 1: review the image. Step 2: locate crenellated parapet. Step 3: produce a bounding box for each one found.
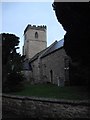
[24,24,47,34]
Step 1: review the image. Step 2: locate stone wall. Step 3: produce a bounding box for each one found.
[30,48,69,86]
[31,60,40,84]
[41,48,67,85]
[2,94,90,119]
[21,71,33,83]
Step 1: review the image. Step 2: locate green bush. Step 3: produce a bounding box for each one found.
[3,71,25,93]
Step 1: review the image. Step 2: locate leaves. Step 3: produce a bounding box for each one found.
[1,33,25,93]
[1,33,20,65]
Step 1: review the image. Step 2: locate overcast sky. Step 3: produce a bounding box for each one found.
[1,2,66,54]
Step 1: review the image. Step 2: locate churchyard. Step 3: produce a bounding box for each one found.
[11,84,88,100]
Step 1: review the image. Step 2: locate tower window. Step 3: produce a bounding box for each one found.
[35,32,38,38]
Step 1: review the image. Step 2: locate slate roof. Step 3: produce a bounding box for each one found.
[41,39,64,58]
[23,59,32,70]
[30,39,64,62]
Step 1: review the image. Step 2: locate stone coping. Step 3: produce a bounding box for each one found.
[2,93,90,106]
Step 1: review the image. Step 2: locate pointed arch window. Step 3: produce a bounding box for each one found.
[35,32,38,39]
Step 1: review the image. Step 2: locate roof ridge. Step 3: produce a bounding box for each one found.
[29,39,64,62]
[29,41,57,62]
[38,40,57,59]
[41,39,64,58]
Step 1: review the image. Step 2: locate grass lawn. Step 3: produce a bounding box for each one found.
[11,84,89,100]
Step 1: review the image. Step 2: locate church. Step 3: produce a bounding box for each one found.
[22,24,70,86]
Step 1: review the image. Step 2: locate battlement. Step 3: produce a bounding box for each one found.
[24,24,47,34]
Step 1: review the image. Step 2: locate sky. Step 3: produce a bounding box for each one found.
[1,2,66,55]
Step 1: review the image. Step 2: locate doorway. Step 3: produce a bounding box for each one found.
[50,70,53,83]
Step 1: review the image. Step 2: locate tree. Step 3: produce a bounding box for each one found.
[1,33,19,65]
[1,33,20,81]
[1,33,25,92]
[53,2,90,85]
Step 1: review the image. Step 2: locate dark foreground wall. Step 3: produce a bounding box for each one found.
[2,94,90,119]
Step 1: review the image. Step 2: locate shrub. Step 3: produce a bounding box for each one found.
[3,71,25,93]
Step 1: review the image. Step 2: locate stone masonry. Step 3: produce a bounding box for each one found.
[23,24,47,59]
[30,47,69,86]
[2,94,90,119]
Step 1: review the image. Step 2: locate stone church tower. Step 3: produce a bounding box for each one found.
[23,24,47,59]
